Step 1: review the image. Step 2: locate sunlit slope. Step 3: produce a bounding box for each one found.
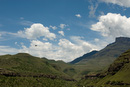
[0,53,69,77]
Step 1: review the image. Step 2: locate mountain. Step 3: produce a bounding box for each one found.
[0,53,75,79]
[0,53,77,87]
[0,53,60,75]
[70,50,98,64]
[79,49,130,87]
[74,37,130,70]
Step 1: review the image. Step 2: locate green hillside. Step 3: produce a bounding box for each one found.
[0,53,63,75]
[47,60,78,77]
[79,49,130,87]
[0,53,77,87]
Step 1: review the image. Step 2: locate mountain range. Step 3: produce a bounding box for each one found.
[71,37,130,71]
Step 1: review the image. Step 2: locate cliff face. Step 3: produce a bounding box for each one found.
[107,49,130,75]
[115,37,130,43]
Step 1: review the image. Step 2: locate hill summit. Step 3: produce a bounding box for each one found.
[115,37,130,43]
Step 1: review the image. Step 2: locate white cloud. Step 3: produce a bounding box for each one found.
[91,13,130,39]
[59,24,67,29]
[70,36,98,51]
[58,38,96,61]
[88,0,98,17]
[50,25,57,30]
[18,23,56,40]
[58,31,64,36]
[75,14,82,18]
[19,40,56,60]
[99,0,130,7]
[18,36,100,62]
[0,46,19,55]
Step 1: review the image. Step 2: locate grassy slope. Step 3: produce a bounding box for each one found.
[47,59,80,79]
[0,53,71,77]
[97,49,130,86]
[80,49,130,87]
[0,75,77,87]
[0,53,78,87]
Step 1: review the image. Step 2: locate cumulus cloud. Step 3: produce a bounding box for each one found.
[0,46,19,55]
[91,13,130,39]
[59,24,67,29]
[58,31,65,36]
[19,40,54,56]
[18,23,56,40]
[57,37,99,61]
[18,36,100,62]
[57,38,97,61]
[70,36,98,50]
[75,14,82,18]
[99,0,130,7]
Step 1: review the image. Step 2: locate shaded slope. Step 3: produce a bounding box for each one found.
[70,50,98,64]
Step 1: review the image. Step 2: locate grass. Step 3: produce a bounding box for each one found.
[0,75,77,87]
[79,49,130,87]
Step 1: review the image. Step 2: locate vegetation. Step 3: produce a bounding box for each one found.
[79,49,130,87]
[0,75,77,87]
[0,53,77,86]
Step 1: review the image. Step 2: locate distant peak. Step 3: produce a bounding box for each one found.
[115,37,130,43]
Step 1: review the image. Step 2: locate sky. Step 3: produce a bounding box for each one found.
[0,0,130,62]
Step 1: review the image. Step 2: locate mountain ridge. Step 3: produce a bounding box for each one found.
[73,37,130,70]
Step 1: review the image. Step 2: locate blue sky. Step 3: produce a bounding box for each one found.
[0,0,130,62]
